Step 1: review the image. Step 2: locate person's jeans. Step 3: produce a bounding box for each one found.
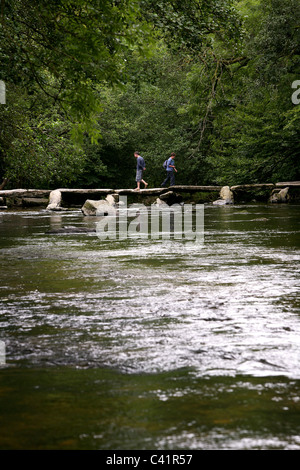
[162,171,175,187]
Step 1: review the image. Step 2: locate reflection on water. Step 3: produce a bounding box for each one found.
[0,204,299,449]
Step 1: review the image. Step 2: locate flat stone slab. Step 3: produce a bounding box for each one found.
[115,186,222,195]
[171,185,223,191]
[59,188,115,194]
[115,188,167,195]
[0,189,51,198]
[231,184,275,190]
[275,182,300,187]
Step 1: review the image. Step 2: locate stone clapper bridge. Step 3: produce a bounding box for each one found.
[1,183,299,235]
[0,183,299,211]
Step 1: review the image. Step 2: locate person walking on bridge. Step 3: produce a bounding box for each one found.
[134,151,148,191]
[161,153,177,187]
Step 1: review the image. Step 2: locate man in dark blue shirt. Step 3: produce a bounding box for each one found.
[161,153,177,187]
[134,152,148,191]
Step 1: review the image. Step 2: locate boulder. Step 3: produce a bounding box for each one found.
[159,191,183,205]
[47,190,62,211]
[153,198,169,208]
[270,187,290,203]
[82,199,116,217]
[220,186,234,204]
[117,199,126,207]
[213,186,234,205]
[275,183,300,202]
[105,193,119,206]
[213,199,228,206]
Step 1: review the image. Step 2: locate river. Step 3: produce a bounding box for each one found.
[0,203,299,450]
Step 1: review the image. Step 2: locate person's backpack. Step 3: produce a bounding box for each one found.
[163,159,168,169]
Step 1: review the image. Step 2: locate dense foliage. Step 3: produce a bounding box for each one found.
[0,0,299,189]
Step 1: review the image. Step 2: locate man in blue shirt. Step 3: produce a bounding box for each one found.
[161,153,177,187]
[134,151,148,191]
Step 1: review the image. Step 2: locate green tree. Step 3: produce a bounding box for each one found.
[0,0,149,137]
[141,0,242,51]
[183,0,300,184]
[217,0,300,183]
[0,0,152,187]
[0,85,86,188]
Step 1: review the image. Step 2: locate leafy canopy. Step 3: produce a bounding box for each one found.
[0,0,150,139]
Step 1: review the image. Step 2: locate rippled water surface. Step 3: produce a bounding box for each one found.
[0,204,299,449]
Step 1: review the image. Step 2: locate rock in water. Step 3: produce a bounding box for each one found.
[213,186,234,205]
[47,190,62,211]
[82,199,116,216]
[152,198,168,208]
[270,187,290,203]
[159,191,183,205]
[220,186,234,204]
[105,194,119,206]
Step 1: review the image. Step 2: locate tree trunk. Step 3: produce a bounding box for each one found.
[0,178,8,190]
